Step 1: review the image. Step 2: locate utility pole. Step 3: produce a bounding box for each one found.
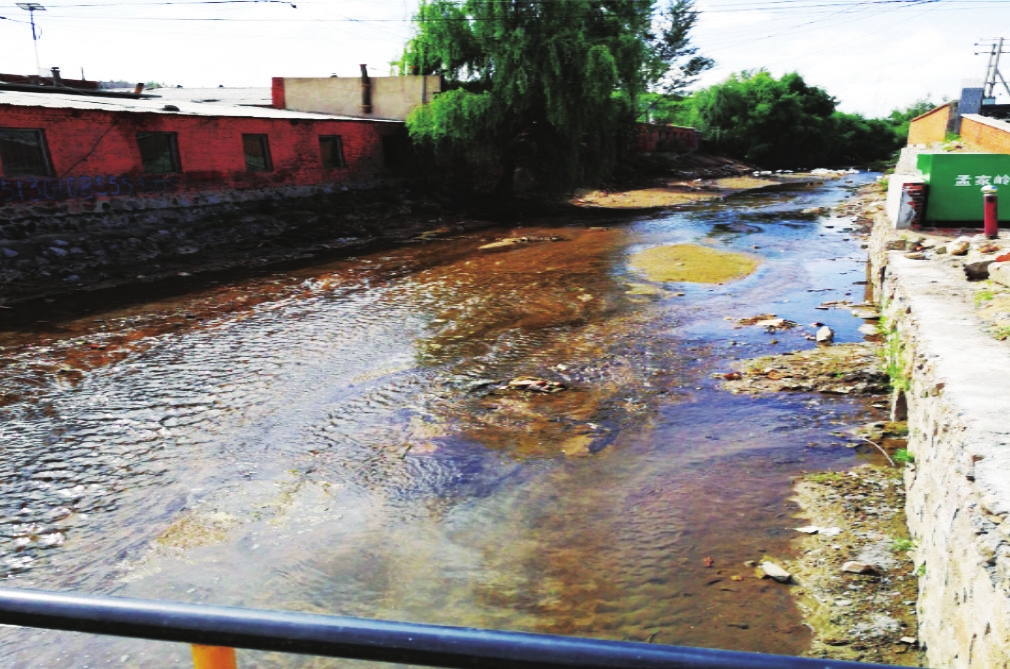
[16,3,46,79]
[975,37,1010,103]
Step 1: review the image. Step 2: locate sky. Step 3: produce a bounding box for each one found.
[0,0,1007,118]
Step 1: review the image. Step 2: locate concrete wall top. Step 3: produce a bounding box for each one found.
[277,76,441,121]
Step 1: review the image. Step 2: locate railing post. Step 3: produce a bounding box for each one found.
[192,644,237,669]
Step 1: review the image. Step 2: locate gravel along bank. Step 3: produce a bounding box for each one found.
[721,182,925,666]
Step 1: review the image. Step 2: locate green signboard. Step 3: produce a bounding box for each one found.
[917,153,1010,222]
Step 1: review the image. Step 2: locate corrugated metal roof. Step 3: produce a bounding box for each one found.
[0,87,401,123]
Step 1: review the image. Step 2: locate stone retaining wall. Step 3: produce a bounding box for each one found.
[0,182,449,304]
[870,217,1010,668]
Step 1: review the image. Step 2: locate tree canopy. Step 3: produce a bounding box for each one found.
[400,0,712,194]
[672,70,902,168]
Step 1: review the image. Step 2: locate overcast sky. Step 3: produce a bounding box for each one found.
[0,0,1006,118]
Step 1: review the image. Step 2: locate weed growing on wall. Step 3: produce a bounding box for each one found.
[878,316,911,392]
[892,537,916,553]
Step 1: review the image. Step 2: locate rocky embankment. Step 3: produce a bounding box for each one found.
[0,154,774,307]
[717,184,925,666]
[867,190,1010,668]
[0,184,498,306]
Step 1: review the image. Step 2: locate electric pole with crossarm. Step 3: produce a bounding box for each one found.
[976,37,1010,104]
[16,3,46,79]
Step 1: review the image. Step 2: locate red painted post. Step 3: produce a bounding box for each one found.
[983,184,999,239]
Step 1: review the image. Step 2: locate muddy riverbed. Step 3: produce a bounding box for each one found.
[0,174,893,666]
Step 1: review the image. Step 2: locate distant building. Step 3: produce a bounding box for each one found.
[907,82,1010,151]
[632,123,700,154]
[894,85,1010,228]
[272,67,441,122]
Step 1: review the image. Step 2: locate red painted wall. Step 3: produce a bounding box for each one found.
[633,123,700,154]
[271,78,286,110]
[0,103,397,207]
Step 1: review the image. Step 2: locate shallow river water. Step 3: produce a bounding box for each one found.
[0,174,883,667]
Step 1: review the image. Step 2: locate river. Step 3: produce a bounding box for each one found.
[0,173,883,667]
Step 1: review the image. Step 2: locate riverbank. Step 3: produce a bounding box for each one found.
[0,154,770,311]
[715,183,925,665]
[866,182,1010,667]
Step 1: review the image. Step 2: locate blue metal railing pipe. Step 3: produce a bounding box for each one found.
[0,588,913,669]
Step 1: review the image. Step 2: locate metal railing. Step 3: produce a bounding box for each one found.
[0,588,916,669]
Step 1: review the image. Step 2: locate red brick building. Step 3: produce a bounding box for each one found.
[633,122,700,154]
[0,87,402,209]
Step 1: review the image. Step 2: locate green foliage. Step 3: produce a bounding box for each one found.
[916,562,926,577]
[892,537,916,552]
[993,325,1010,341]
[669,70,903,168]
[826,112,898,165]
[684,70,829,166]
[894,449,915,464]
[637,91,693,125]
[879,318,911,392]
[975,287,995,306]
[399,0,711,195]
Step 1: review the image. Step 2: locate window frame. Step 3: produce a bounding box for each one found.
[242,133,273,172]
[136,131,182,174]
[0,128,54,178]
[318,135,346,169]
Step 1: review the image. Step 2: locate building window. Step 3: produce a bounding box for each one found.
[242,134,272,172]
[319,135,345,169]
[136,132,181,173]
[0,128,52,178]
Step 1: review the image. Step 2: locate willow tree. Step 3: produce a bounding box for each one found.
[400,0,711,195]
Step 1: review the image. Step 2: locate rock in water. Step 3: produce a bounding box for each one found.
[850,307,880,320]
[507,377,567,393]
[759,561,792,583]
[816,326,835,343]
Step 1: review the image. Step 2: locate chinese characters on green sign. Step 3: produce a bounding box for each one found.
[955,174,1010,187]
